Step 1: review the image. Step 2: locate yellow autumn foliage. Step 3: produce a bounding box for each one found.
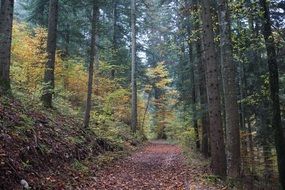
[11,22,46,92]
[10,22,132,124]
[146,61,172,89]
[11,22,64,94]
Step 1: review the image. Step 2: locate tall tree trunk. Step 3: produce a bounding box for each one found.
[259,0,285,188]
[131,0,137,133]
[197,7,211,156]
[41,0,58,108]
[94,34,100,95]
[187,29,200,150]
[0,0,14,94]
[198,37,210,157]
[200,0,227,177]
[217,0,241,177]
[83,2,99,128]
[111,0,118,79]
[191,64,200,149]
[185,0,200,150]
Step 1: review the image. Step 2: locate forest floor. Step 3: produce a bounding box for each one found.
[81,140,227,190]
[0,95,227,189]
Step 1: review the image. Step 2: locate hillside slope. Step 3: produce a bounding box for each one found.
[0,96,133,189]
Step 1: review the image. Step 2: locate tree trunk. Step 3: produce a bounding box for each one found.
[63,23,70,58]
[247,117,255,175]
[185,0,200,150]
[263,145,273,181]
[186,29,200,150]
[191,66,200,149]
[131,0,137,133]
[111,0,118,79]
[41,0,58,108]
[259,0,285,188]
[200,0,227,177]
[141,87,153,131]
[0,0,14,94]
[198,37,210,157]
[217,0,241,177]
[83,2,99,129]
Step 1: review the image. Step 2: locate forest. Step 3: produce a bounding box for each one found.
[0,0,285,189]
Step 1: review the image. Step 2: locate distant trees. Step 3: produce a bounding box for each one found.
[0,0,14,94]
[41,0,58,108]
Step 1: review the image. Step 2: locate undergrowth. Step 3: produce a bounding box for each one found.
[0,94,141,189]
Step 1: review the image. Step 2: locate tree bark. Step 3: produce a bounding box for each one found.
[217,0,241,177]
[200,0,227,177]
[83,1,99,128]
[259,0,285,188]
[0,0,14,94]
[131,0,137,133]
[41,0,58,108]
[198,37,210,157]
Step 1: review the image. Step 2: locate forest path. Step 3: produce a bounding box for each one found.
[85,140,224,190]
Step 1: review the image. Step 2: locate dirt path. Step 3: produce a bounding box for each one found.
[85,141,225,190]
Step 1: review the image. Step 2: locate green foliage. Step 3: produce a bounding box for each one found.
[67,135,85,144]
[203,175,223,184]
[72,159,89,174]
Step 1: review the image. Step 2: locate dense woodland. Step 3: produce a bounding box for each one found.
[1,0,285,189]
